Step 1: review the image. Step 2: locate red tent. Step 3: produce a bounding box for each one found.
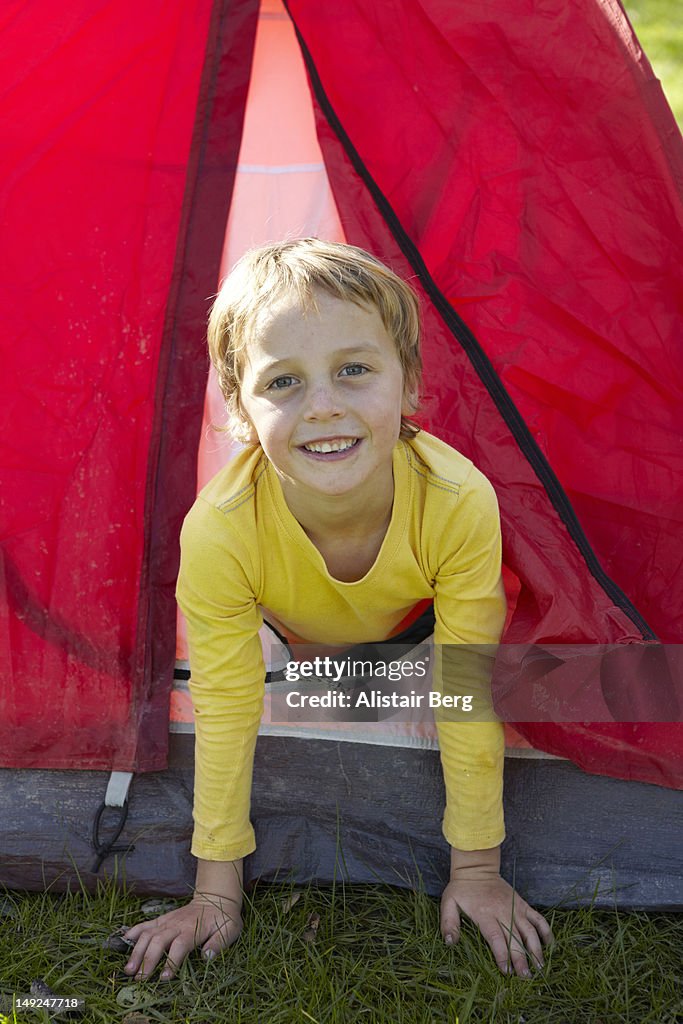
[1,0,681,895]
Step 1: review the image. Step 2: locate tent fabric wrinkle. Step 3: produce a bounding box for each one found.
[284,0,682,786]
[139,0,259,774]
[0,0,258,771]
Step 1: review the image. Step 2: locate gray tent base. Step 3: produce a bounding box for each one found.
[2,735,681,909]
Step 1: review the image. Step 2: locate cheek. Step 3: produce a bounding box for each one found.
[379,380,408,427]
[252,406,292,448]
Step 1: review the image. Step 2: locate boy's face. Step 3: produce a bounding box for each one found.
[238,289,414,503]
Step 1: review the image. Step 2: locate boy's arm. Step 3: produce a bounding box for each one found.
[122,502,264,981]
[432,470,507,852]
[178,500,266,863]
[432,468,553,974]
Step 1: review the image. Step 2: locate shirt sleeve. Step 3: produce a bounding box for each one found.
[176,498,265,861]
[432,467,507,851]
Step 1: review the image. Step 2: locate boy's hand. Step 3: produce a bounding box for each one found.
[441,846,553,978]
[121,893,242,981]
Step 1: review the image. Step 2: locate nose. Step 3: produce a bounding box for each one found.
[303,379,344,421]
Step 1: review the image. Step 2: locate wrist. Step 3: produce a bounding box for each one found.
[449,844,501,881]
[193,856,244,911]
[192,889,243,915]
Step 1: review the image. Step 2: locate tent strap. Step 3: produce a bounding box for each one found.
[91,771,135,873]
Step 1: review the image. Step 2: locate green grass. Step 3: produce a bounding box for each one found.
[1,880,681,1024]
[624,0,683,124]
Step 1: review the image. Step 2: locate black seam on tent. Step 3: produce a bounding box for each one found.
[139,0,260,763]
[137,0,229,742]
[284,4,657,643]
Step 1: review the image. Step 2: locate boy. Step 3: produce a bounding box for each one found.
[123,239,553,981]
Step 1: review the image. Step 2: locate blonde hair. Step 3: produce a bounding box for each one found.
[207,238,422,443]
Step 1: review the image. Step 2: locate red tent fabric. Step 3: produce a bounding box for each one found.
[0,0,259,769]
[1,0,681,786]
[285,0,683,786]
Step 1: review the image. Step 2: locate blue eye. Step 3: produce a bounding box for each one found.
[340,364,368,377]
[268,375,297,390]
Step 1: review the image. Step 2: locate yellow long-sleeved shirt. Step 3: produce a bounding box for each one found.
[177,430,507,861]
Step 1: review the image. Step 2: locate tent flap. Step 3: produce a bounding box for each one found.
[285,0,683,787]
[0,0,258,770]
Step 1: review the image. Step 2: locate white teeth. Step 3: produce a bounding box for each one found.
[303,439,357,453]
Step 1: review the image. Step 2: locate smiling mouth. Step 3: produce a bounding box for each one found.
[299,438,360,454]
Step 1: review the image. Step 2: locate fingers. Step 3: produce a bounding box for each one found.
[120,903,244,982]
[124,927,177,981]
[121,920,150,943]
[159,934,196,981]
[507,932,533,979]
[481,918,531,978]
[201,914,242,960]
[515,917,546,972]
[491,906,552,978]
[443,880,553,980]
[526,906,554,946]
[121,912,200,981]
[439,893,461,946]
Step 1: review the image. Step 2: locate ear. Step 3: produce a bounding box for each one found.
[236,420,259,446]
[232,397,259,446]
